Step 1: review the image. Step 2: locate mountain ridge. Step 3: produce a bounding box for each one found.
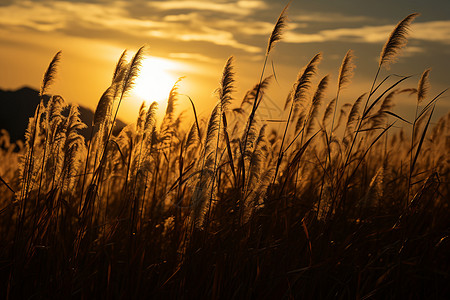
[0,86,126,143]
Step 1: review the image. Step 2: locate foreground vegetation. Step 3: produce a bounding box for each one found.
[1,9,449,299]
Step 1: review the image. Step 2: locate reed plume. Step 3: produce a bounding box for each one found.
[246,125,268,192]
[305,75,329,138]
[185,121,199,150]
[122,46,147,97]
[330,50,355,136]
[218,57,236,183]
[94,86,114,128]
[379,13,419,69]
[113,50,128,82]
[267,3,289,54]
[240,76,272,108]
[291,53,322,115]
[370,90,397,129]
[334,103,352,132]
[64,104,87,152]
[338,50,355,91]
[40,51,62,97]
[322,98,336,127]
[274,53,321,182]
[417,68,431,104]
[160,78,182,142]
[343,93,365,146]
[136,102,147,134]
[47,95,65,126]
[192,104,221,228]
[218,56,235,112]
[242,2,289,181]
[144,102,158,135]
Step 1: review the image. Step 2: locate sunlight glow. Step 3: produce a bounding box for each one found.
[132,56,178,104]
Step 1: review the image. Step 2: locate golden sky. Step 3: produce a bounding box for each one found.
[0,0,449,123]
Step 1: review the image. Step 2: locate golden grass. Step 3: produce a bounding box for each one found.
[0,10,449,299]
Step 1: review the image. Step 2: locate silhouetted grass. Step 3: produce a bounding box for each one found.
[0,10,449,299]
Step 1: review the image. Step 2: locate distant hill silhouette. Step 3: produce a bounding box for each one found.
[0,87,126,142]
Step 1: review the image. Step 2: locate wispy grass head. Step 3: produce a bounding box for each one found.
[379,13,419,69]
[292,53,322,106]
[338,50,355,91]
[417,68,431,104]
[122,45,148,97]
[94,86,113,127]
[218,56,235,112]
[113,50,128,83]
[241,76,272,108]
[40,51,62,97]
[267,2,290,55]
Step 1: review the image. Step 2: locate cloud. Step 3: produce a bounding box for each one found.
[283,21,450,45]
[2,0,449,62]
[410,21,450,44]
[174,27,261,53]
[169,52,221,63]
[147,0,268,16]
[0,1,264,54]
[291,12,372,24]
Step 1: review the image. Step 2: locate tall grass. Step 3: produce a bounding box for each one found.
[0,10,449,299]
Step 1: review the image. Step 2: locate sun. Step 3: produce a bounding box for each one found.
[132,56,178,104]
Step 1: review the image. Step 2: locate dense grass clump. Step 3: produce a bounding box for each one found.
[0,10,449,299]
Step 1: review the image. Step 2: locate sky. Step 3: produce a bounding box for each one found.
[0,0,449,124]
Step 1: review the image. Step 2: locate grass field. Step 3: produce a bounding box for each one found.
[0,10,449,299]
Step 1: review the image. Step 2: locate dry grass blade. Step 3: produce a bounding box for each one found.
[363,75,411,120]
[411,104,435,177]
[369,90,397,128]
[348,122,396,178]
[184,95,202,143]
[280,131,319,192]
[0,175,15,193]
[379,13,419,69]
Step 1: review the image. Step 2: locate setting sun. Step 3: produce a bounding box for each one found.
[132,56,178,104]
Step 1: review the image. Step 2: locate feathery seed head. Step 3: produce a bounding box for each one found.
[40,51,62,97]
[417,68,431,104]
[338,50,355,91]
[379,13,419,69]
[113,50,128,83]
[219,56,235,112]
[267,3,290,54]
[94,86,114,127]
[122,45,148,97]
